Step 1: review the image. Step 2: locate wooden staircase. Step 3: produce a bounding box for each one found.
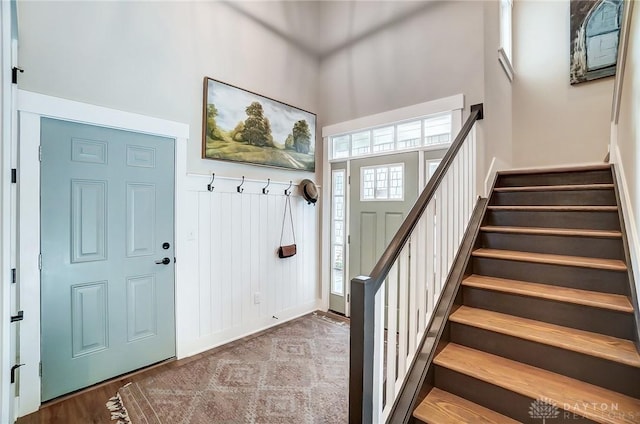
[412,165,640,424]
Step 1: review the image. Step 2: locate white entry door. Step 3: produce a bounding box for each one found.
[40,118,176,401]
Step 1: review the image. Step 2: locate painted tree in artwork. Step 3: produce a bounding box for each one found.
[263,117,275,147]
[206,104,220,139]
[292,119,311,154]
[243,102,273,147]
[230,121,245,142]
[285,133,295,150]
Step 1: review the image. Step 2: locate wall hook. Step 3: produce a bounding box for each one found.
[207,173,215,192]
[237,176,245,193]
[284,181,293,196]
[262,178,271,195]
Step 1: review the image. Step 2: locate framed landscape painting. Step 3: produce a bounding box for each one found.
[202,77,316,172]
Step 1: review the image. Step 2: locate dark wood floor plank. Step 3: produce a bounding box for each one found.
[480,226,622,238]
[494,184,614,192]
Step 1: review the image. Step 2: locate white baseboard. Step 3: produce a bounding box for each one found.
[483,156,510,196]
[503,160,608,173]
[178,300,321,359]
[611,144,640,311]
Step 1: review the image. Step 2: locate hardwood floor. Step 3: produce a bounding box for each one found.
[434,344,640,424]
[462,275,634,312]
[18,311,346,424]
[450,306,640,367]
[414,387,518,424]
[472,248,628,271]
[18,354,200,424]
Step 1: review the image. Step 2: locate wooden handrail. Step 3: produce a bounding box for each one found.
[349,103,483,423]
[368,103,483,291]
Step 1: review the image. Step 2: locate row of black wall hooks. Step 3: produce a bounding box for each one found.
[206,173,293,196]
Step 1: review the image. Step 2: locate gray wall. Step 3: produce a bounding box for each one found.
[318,1,485,127]
[512,0,613,168]
[17,1,320,181]
[482,0,513,177]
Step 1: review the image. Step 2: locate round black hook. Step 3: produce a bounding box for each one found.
[262,178,271,195]
[284,181,293,196]
[237,176,245,193]
[207,173,215,192]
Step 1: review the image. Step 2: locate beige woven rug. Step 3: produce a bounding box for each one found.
[107,313,349,423]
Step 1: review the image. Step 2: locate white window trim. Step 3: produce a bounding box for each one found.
[498,47,514,82]
[426,159,442,181]
[328,112,455,162]
[322,94,463,138]
[499,0,514,82]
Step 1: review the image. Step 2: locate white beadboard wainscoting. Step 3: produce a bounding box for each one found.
[175,174,321,358]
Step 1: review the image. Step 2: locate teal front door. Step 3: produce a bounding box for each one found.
[40,118,176,401]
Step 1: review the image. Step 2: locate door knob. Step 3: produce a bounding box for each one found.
[155,257,171,265]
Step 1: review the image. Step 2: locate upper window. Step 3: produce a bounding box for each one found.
[361,164,404,201]
[499,0,514,80]
[330,112,452,160]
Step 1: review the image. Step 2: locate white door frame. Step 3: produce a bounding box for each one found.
[16,90,189,416]
[0,1,16,422]
[320,94,465,317]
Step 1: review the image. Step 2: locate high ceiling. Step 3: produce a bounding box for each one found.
[224,1,436,59]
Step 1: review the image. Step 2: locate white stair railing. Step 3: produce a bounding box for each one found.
[349,103,482,423]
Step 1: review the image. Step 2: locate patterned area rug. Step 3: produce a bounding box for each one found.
[107,313,349,423]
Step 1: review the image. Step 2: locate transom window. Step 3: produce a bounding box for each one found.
[361,163,404,201]
[331,112,452,160]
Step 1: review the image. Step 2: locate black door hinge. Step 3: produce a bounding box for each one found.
[11,67,24,84]
[11,169,16,183]
[11,268,15,284]
[10,364,24,384]
[10,310,23,322]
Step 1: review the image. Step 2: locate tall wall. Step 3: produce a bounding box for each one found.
[512,0,613,168]
[482,0,513,185]
[318,1,485,126]
[15,0,323,388]
[17,1,319,181]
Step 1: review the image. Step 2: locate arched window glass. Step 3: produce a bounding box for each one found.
[585,0,622,71]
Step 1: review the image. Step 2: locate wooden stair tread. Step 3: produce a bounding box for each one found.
[494,183,614,192]
[488,205,618,211]
[497,164,612,175]
[463,275,633,313]
[472,248,627,271]
[450,306,640,368]
[480,226,622,238]
[414,387,519,424]
[434,344,640,424]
